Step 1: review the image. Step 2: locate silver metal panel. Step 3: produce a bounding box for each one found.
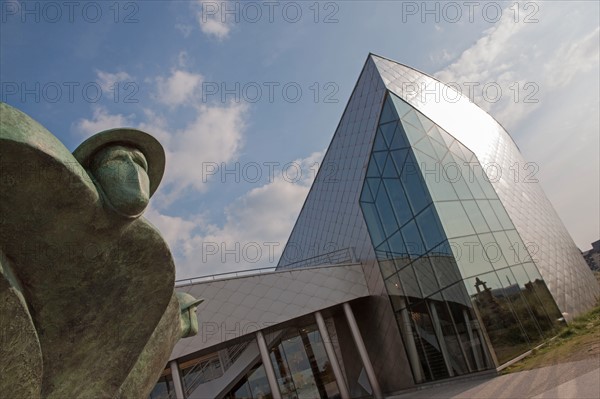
[277,56,386,270]
[371,54,600,317]
[274,57,416,391]
[170,263,369,360]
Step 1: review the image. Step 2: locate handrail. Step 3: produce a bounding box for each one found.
[175,266,277,287]
[182,356,221,396]
[175,259,362,287]
[277,247,357,270]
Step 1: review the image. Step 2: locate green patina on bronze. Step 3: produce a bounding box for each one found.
[0,102,202,398]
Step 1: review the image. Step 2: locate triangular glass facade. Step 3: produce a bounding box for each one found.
[359,92,563,382]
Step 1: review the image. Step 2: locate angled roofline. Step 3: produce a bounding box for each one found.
[368,52,522,153]
[276,54,380,268]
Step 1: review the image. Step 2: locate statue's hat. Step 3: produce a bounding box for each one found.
[176,292,205,311]
[73,128,165,196]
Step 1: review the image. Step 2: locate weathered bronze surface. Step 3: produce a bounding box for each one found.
[0,102,200,398]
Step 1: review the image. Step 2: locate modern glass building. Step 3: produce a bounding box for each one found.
[151,54,599,398]
[278,52,598,381]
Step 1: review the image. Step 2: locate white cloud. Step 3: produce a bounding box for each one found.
[155,69,203,107]
[157,102,248,203]
[196,0,231,40]
[175,23,194,38]
[95,70,133,92]
[543,27,600,90]
[73,105,135,138]
[144,205,200,255]
[152,151,324,280]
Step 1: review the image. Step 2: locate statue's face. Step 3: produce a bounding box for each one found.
[180,306,199,338]
[91,145,150,218]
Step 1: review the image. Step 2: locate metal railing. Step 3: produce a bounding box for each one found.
[175,247,360,287]
[277,247,357,270]
[182,356,222,397]
[175,266,277,287]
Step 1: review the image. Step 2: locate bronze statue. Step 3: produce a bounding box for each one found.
[0,102,202,398]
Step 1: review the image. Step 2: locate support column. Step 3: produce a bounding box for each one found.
[463,309,483,370]
[343,302,383,399]
[315,311,351,399]
[428,301,454,377]
[399,302,424,383]
[169,360,185,399]
[256,331,282,399]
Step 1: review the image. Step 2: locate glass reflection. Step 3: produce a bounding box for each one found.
[360,91,563,381]
[464,272,530,364]
[268,325,340,399]
[225,364,273,399]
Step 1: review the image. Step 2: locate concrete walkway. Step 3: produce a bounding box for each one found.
[388,358,600,399]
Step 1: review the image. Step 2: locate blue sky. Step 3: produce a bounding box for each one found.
[2,1,598,279]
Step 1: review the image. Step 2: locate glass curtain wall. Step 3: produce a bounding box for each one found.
[270,324,340,399]
[225,363,273,399]
[148,368,176,399]
[359,92,563,381]
[224,324,340,399]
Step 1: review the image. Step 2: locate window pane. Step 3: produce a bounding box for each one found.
[401,219,425,258]
[366,157,380,178]
[380,259,397,279]
[390,124,410,149]
[478,233,508,270]
[416,111,435,132]
[427,125,446,147]
[361,202,385,247]
[476,169,499,199]
[373,132,388,151]
[401,120,425,144]
[375,185,399,236]
[379,96,399,124]
[387,229,408,261]
[412,256,440,297]
[489,200,514,230]
[461,161,486,199]
[382,154,398,178]
[413,136,438,159]
[247,364,273,399]
[435,202,476,238]
[493,231,520,267]
[400,153,431,215]
[383,178,412,227]
[429,138,449,160]
[398,265,422,303]
[461,200,490,234]
[380,121,398,146]
[477,200,503,232]
[373,151,387,174]
[429,250,462,288]
[360,183,374,203]
[386,273,407,312]
[390,92,413,118]
[416,205,446,251]
[390,148,409,174]
[418,150,458,202]
[449,235,493,278]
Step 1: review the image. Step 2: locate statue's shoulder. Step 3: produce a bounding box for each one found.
[0,102,98,199]
[1,102,75,163]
